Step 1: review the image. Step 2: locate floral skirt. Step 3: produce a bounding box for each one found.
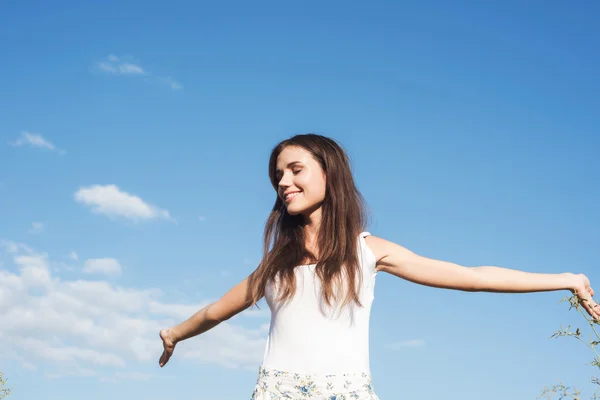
[251,365,380,400]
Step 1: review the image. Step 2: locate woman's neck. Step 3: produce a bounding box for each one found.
[300,206,322,262]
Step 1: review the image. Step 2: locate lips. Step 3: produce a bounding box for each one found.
[284,191,302,202]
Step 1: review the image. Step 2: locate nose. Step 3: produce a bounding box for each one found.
[278,170,293,186]
[278,172,292,193]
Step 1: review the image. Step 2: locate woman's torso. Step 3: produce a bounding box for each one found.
[261,231,378,374]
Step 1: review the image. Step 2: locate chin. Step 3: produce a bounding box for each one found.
[285,206,303,216]
[285,201,320,217]
[284,201,309,216]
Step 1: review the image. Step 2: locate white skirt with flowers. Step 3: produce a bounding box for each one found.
[251,365,380,400]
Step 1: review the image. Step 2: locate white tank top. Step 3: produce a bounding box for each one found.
[261,231,377,374]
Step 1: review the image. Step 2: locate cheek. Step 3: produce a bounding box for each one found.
[302,174,326,200]
[317,179,327,199]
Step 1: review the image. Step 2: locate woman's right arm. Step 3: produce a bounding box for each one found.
[173,273,257,341]
[159,273,259,367]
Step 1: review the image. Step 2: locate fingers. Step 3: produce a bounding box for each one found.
[159,330,175,367]
[159,346,174,367]
[594,303,600,320]
[589,296,600,318]
[581,297,600,321]
[159,349,172,367]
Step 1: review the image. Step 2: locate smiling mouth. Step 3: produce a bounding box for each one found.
[284,191,302,202]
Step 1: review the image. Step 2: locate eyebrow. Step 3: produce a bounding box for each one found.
[275,161,303,174]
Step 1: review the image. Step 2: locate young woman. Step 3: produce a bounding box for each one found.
[159,134,599,399]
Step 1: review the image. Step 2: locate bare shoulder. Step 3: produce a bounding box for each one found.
[363,235,408,262]
[363,235,417,270]
[363,235,387,262]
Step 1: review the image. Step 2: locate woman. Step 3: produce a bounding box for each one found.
[159,134,599,399]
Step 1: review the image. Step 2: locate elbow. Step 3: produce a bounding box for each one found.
[204,302,230,323]
[467,266,490,292]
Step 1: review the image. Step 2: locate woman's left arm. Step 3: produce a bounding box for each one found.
[365,235,600,319]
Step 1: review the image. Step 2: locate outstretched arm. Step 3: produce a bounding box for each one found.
[365,236,600,319]
[159,273,258,367]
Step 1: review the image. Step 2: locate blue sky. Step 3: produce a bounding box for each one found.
[1,1,599,399]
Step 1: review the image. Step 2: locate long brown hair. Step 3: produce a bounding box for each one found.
[248,134,369,309]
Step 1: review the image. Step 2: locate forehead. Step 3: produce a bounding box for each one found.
[275,146,314,170]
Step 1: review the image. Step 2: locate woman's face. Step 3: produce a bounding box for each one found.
[275,146,326,217]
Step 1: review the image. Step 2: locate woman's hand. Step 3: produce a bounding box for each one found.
[159,328,177,367]
[572,273,600,320]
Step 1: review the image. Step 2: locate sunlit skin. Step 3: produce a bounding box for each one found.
[158,144,600,368]
[274,146,327,248]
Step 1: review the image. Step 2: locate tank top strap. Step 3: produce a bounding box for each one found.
[358,231,377,275]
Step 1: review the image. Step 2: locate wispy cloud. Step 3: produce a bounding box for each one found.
[10,132,66,155]
[83,258,122,277]
[96,54,145,76]
[28,222,44,235]
[385,339,426,351]
[74,184,173,223]
[0,239,34,254]
[158,76,182,90]
[94,54,182,90]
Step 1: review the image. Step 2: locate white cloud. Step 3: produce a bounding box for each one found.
[0,240,268,381]
[10,132,65,155]
[119,63,145,75]
[159,76,183,90]
[385,339,425,350]
[12,132,55,149]
[95,54,181,90]
[0,239,33,254]
[28,222,44,234]
[83,258,122,277]
[97,61,117,73]
[11,336,125,367]
[69,251,78,261]
[21,362,37,371]
[74,184,172,222]
[95,55,145,76]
